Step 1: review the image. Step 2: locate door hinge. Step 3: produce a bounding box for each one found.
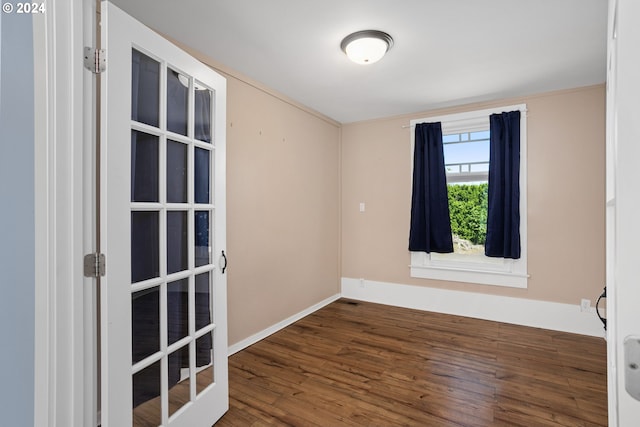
[84,253,106,278]
[84,47,106,74]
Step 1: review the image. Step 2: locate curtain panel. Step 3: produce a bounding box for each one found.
[485,110,521,259]
[408,122,454,253]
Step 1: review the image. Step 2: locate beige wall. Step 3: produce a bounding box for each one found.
[179,45,342,347]
[179,34,605,343]
[341,85,606,305]
[225,77,341,345]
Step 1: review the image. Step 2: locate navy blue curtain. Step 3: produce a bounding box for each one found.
[194,89,211,142]
[408,122,453,253]
[131,49,159,127]
[167,70,189,136]
[485,111,521,259]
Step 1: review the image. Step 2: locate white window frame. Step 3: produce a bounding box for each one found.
[409,104,528,288]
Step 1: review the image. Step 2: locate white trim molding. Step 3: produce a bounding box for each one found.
[33,1,92,425]
[227,294,341,356]
[226,278,603,362]
[410,252,529,289]
[33,11,51,427]
[342,277,605,337]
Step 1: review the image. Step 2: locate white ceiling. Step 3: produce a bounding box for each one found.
[109,0,608,124]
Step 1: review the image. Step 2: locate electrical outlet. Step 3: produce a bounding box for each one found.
[580,298,591,312]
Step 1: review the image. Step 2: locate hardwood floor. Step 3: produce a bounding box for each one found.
[216,299,607,426]
[133,366,214,426]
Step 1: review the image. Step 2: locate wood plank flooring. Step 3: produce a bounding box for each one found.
[216,299,607,426]
[133,366,214,426]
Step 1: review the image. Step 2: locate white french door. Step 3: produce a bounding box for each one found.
[100,3,228,426]
[607,0,640,424]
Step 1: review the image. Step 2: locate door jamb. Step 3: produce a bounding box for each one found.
[33,0,97,425]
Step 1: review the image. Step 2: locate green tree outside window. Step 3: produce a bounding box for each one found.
[447,183,488,245]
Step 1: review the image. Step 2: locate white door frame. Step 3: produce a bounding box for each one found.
[606,0,640,424]
[605,1,618,424]
[33,0,97,425]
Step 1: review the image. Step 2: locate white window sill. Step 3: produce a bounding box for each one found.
[409,251,528,289]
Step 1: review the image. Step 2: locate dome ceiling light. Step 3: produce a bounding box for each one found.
[340,30,394,65]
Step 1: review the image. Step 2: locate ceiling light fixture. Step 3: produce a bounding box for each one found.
[340,30,394,65]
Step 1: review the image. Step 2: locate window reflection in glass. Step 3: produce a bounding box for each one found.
[167,278,189,345]
[131,49,160,127]
[194,147,210,204]
[194,86,212,143]
[167,211,188,274]
[167,69,188,136]
[131,211,159,283]
[195,332,214,394]
[194,211,209,267]
[131,131,159,202]
[131,287,160,364]
[167,140,187,203]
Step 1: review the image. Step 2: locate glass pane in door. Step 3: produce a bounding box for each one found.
[167,211,188,274]
[194,86,212,143]
[132,360,161,426]
[167,69,188,136]
[195,272,212,330]
[131,287,160,364]
[166,140,187,203]
[131,49,160,127]
[131,211,159,283]
[131,131,159,202]
[167,278,189,346]
[195,332,214,394]
[194,147,210,204]
[194,211,210,267]
[168,345,190,417]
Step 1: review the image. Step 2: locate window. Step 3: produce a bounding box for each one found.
[432,130,495,264]
[409,104,528,288]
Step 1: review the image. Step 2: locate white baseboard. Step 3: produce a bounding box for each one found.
[341,277,605,337]
[226,280,604,357]
[227,293,342,355]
